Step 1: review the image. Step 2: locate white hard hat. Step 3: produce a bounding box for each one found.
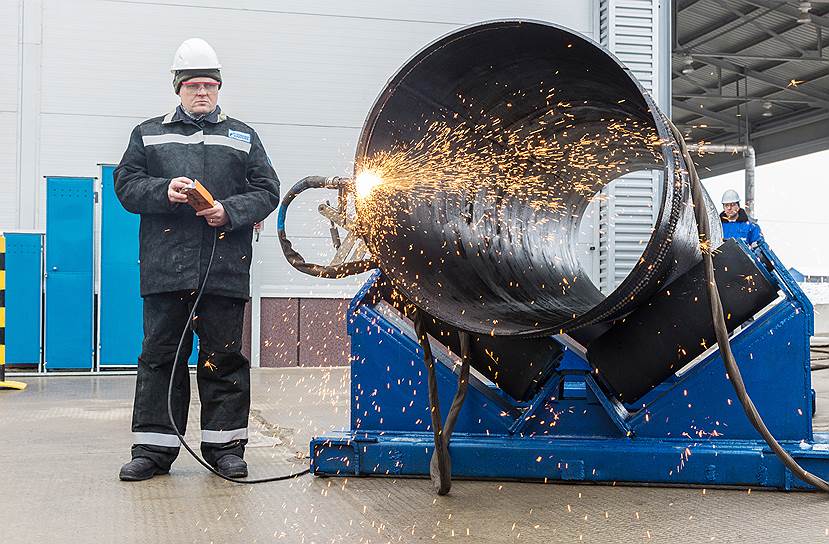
[170,38,222,72]
[721,189,740,204]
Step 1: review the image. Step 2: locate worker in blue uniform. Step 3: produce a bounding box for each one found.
[720,189,762,246]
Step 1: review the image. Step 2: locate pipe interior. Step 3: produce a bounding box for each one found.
[356,21,706,337]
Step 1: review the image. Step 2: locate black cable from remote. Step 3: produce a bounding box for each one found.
[166,227,311,484]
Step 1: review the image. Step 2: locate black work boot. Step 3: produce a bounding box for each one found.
[216,454,248,478]
[119,457,169,481]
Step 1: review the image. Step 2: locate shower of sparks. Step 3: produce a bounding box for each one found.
[355,110,665,232]
[355,170,384,200]
[350,91,668,329]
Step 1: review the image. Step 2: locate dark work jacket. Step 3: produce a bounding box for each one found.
[114,106,280,299]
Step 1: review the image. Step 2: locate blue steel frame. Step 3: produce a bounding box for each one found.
[311,241,829,490]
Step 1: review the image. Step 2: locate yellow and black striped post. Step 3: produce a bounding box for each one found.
[0,235,27,390]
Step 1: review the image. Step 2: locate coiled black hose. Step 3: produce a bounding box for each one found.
[277,176,378,279]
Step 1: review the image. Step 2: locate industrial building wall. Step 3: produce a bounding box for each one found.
[0,2,19,226]
[1,0,667,367]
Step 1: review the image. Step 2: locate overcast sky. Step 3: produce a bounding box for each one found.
[701,149,829,275]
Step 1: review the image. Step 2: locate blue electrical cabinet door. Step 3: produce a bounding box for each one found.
[2,232,43,366]
[99,164,142,366]
[46,177,94,370]
[98,165,198,366]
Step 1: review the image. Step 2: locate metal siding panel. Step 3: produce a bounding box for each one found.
[0,112,18,230]
[575,199,600,285]
[40,1,593,125]
[15,0,42,231]
[598,192,615,293]
[256,235,368,298]
[251,123,366,298]
[253,124,360,229]
[597,0,660,292]
[0,2,18,112]
[39,115,138,179]
[2,233,42,365]
[76,0,592,27]
[615,26,654,37]
[45,177,94,370]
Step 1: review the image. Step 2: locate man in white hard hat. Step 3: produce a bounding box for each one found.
[114,38,280,481]
[720,189,763,246]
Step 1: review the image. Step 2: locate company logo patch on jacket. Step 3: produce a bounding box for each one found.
[228,129,251,143]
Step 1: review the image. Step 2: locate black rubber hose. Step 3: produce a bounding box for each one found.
[669,118,829,493]
[277,176,378,278]
[413,308,451,494]
[166,228,310,484]
[413,308,471,496]
[444,331,472,441]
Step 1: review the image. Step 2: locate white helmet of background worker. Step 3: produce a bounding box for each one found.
[170,38,223,93]
[721,189,740,205]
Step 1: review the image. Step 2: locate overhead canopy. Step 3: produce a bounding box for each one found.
[673,0,829,176]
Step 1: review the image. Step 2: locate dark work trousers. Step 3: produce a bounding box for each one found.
[130,291,250,470]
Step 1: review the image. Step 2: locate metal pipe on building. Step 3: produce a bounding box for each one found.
[687,143,756,218]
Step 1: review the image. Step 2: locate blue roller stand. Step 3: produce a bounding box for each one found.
[45,177,95,370]
[2,232,43,366]
[311,242,829,490]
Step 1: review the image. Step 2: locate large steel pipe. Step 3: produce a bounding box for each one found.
[355,20,721,337]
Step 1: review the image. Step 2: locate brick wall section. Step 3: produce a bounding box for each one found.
[298,299,350,367]
[242,301,252,361]
[257,298,350,367]
[259,298,300,367]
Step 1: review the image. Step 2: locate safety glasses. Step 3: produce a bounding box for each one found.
[180,81,220,94]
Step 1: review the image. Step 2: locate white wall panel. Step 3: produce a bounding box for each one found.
[253,123,363,294]
[256,235,369,298]
[39,114,141,175]
[39,1,593,126]
[0,2,18,112]
[0,2,19,229]
[0,113,18,228]
[96,0,592,32]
